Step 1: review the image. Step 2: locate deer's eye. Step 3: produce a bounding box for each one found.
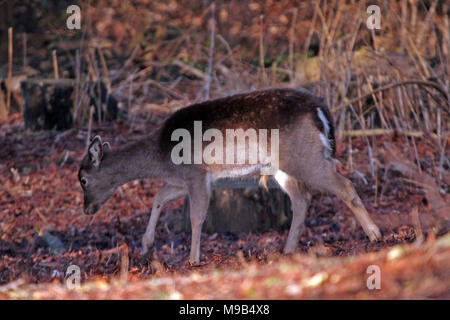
[80,177,88,188]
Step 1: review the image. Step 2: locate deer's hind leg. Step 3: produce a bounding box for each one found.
[274,170,311,253]
[187,175,212,263]
[142,184,187,255]
[302,158,381,241]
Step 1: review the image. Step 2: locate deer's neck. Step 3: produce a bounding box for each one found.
[103,136,166,186]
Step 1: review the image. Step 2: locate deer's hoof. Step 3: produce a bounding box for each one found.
[366,224,382,241]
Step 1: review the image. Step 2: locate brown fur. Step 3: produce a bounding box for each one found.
[159,88,335,157]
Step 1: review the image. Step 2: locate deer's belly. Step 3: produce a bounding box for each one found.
[209,164,268,182]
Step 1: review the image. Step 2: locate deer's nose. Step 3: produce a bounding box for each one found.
[84,203,98,215]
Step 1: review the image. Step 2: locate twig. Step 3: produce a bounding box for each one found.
[400,0,407,50]
[205,2,215,100]
[347,114,353,171]
[86,106,94,151]
[288,8,298,81]
[172,60,207,80]
[145,79,184,100]
[334,80,450,113]
[25,233,39,262]
[0,87,7,121]
[216,34,233,58]
[120,244,129,282]
[73,49,81,124]
[85,52,96,81]
[128,69,135,110]
[6,27,13,114]
[259,15,267,85]
[303,2,318,56]
[381,143,449,218]
[341,129,427,138]
[98,47,111,89]
[52,50,59,79]
[410,205,424,244]
[22,32,27,67]
[111,45,141,81]
[416,0,438,47]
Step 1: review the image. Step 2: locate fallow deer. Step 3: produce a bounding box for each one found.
[78,88,381,263]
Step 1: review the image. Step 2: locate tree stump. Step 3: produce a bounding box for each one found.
[182,178,292,234]
[21,79,74,131]
[21,79,118,131]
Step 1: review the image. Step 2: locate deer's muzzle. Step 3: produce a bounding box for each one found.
[84,203,99,215]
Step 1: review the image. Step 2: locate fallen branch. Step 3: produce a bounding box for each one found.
[145,79,185,100]
[172,60,207,80]
[340,129,448,141]
[334,80,450,113]
[341,129,425,138]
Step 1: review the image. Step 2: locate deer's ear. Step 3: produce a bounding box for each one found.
[102,141,111,151]
[88,135,103,167]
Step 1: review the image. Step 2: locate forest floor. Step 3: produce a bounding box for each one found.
[0,113,448,299]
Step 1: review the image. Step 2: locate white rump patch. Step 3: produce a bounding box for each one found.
[319,133,331,153]
[317,108,330,136]
[317,108,332,156]
[274,170,289,191]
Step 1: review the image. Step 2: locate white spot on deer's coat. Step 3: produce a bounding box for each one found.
[274,170,289,191]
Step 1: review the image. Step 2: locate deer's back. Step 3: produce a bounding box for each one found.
[158,88,334,154]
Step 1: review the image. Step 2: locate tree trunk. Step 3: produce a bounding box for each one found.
[182,178,292,234]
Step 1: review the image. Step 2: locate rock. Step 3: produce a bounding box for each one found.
[39,232,66,255]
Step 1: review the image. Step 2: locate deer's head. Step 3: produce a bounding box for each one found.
[78,135,116,215]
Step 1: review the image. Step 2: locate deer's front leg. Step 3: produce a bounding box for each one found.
[142,184,187,255]
[187,178,211,263]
